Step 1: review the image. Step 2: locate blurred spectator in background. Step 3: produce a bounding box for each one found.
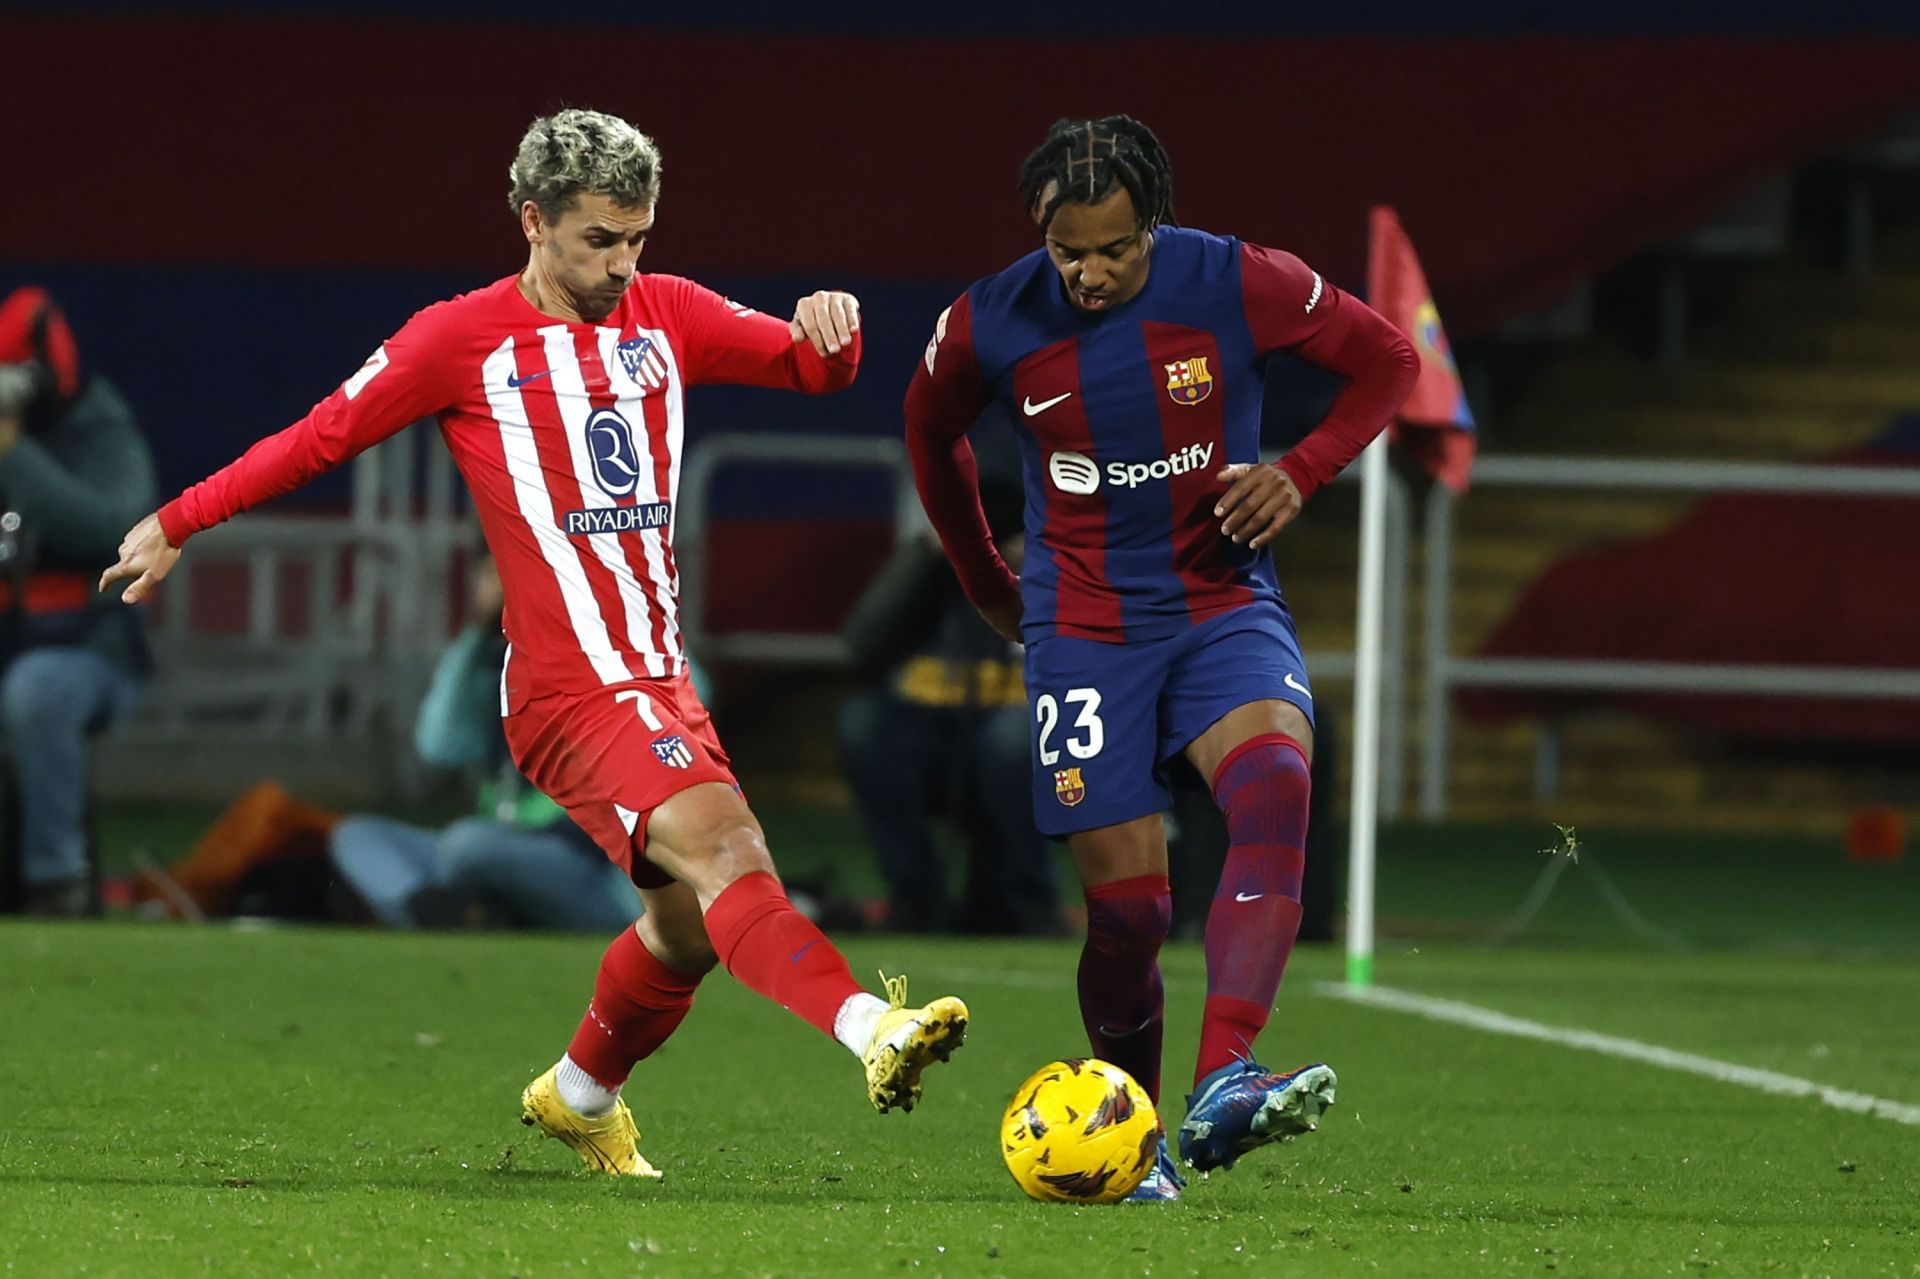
[837,477,1064,936]
[329,557,645,930]
[0,287,155,917]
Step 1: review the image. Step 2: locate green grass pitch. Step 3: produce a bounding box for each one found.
[4,922,1916,1276]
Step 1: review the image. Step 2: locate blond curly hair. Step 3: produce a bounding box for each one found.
[507,108,662,218]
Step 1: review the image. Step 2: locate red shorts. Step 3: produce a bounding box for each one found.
[503,669,737,889]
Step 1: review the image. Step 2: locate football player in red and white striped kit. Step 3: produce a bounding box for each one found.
[99,109,967,1178]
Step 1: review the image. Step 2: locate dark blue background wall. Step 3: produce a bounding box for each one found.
[11,0,1920,34]
[6,5,1919,513]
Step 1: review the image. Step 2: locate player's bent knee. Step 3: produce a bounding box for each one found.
[645,783,775,898]
[1209,735,1312,901]
[637,910,718,975]
[1089,894,1171,955]
[1210,733,1312,798]
[1273,711,1314,763]
[694,822,777,895]
[1189,703,1314,783]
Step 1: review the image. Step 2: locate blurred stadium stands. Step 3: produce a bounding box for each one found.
[4,1,1920,844]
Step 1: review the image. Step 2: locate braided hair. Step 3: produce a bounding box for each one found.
[1017,116,1175,234]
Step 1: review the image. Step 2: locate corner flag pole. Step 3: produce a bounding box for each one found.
[1347,205,1474,988]
[1345,431,1389,988]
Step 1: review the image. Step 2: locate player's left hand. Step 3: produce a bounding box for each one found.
[790,290,861,357]
[1215,463,1303,550]
[98,512,181,604]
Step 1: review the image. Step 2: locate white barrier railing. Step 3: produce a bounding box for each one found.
[1420,455,1920,818]
[146,516,421,739]
[124,423,477,799]
[677,434,922,666]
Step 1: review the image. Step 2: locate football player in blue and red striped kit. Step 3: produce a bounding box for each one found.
[905,117,1416,1199]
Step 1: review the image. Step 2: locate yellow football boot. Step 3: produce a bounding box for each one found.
[520,1065,662,1178]
[863,974,969,1114]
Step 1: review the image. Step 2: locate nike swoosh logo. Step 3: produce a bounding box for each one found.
[1023,391,1073,416]
[506,369,552,388]
[1284,672,1312,700]
[1096,1017,1156,1037]
[1235,892,1264,902]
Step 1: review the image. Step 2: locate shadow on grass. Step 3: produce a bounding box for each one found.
[0,1165,1014,1207]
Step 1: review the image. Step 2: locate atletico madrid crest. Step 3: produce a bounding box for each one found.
[1163,356,1214,406]
[651,735,695,769]
[1053,767,1086,807]
[619,334,670,393]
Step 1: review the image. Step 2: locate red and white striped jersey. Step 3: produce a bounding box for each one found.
[158,273,859,701]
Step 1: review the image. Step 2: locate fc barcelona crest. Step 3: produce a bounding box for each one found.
[1054,767,1087,807]
[1164,356,1214,406]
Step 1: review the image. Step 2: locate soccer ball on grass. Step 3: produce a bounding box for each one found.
[999,1058,1160,1204]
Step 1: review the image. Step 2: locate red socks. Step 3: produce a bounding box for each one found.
[1195,733,1310,1084]
[567,925,707,1088]
[703,871,865,1039]
[567,872,867,1088]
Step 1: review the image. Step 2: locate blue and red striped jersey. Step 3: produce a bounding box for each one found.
[905,225,1415,644]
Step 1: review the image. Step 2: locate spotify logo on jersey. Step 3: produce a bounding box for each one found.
[1048,451,1101,496]
[1047,443,1218,495]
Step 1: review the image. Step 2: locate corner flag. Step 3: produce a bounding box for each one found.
[1368,205,1476,492]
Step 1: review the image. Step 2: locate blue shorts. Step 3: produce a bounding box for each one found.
[1023,601,1315,838]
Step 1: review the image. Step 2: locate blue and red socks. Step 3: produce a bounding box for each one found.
[1079,873,1172,1102]
[1196,733,1309,1084]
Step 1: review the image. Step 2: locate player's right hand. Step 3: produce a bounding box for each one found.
[789,290,861,357]
[978,596,1023,645]
[1215,463,1304,550]
[99,513,181,604]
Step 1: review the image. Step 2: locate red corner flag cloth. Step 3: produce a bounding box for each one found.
[1367,206,1476,493]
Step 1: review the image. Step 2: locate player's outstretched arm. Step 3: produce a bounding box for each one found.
[672,279,861,394]
[903,296,1021,642]
[102,308,459,604]
[98,512,179,604]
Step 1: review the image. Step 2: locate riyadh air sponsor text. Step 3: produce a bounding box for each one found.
[564,503,672,536]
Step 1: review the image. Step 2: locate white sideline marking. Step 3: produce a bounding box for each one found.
[1317,983,1920,1128]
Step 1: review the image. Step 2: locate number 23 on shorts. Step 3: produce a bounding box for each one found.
[1035,687,1105,765]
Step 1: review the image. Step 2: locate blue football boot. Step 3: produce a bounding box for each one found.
[1123,1134,1187,1203]
[1178,1059,1337,1173]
